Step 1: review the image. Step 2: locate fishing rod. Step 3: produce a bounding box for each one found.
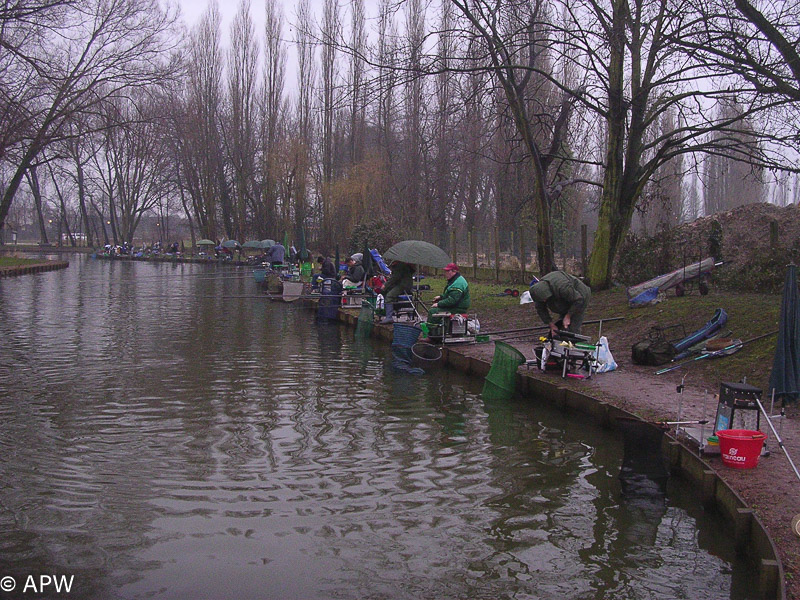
[755,397,800,482]
[655,330,778,375]
[202,293,312,299]
[483,317,625,339]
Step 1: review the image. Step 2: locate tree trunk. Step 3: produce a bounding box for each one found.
[587,0,627,290]
[27,167,50,244]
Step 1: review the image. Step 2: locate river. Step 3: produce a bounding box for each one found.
[0,254,757,599]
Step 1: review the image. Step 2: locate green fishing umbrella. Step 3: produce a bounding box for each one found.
[383,240,450,269]
[196,239,216,246]
[242,240,265,249]
[769,264,800,404]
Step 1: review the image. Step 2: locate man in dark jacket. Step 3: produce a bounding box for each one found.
[380,261,415,324]
[529,270,591,335]
[340,254,365,288]
[268,242,286,266]
[317,255,337,278]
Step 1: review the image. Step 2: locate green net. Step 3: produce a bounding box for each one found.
[482,341,526,400]
[355,301,375,337]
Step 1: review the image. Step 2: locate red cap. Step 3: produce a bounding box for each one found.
[444,262,458,271]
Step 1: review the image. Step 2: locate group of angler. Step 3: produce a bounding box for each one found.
[380,261,471,326]
[103,241,181,257]
[313,253,470,326]
[314,249,591,334]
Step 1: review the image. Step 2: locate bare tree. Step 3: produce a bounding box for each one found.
[180,1,225,240]
[400,0,426,230]
[319,0,342,249]
[375,0,399,172]
[685,0,800,102]
[257,0,287,238]
[227,0,259,242]
[429,1,457,238]
[91,95,175,245]
[348,0,367,166]
[0,0,180,233]
[448,0,581,274]
[24,165,50,243]
[703,99,765,214]
[290,0,316,240]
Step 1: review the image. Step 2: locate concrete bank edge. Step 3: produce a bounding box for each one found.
[327,302,785,600]
[0,261,69,277]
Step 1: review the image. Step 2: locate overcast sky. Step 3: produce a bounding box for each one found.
[177,0,258,34]
[175,0,345,38]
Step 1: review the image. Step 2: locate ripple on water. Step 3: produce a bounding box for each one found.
[0,257,759,600]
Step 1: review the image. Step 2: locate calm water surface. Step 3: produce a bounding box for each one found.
[0,255,757,599]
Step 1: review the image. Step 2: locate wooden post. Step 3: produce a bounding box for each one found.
[770,220,779,248]
[581,224,588,277]
[519,228,526,284]
[494,226,500,283]
[450,229,457,266]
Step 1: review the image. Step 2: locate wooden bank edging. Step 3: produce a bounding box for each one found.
[321,302,785,600]
[0,260,69,278]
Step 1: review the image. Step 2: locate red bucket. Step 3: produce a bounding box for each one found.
[716,429,767,469]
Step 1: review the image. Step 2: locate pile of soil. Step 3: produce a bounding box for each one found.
[617,202,800,292]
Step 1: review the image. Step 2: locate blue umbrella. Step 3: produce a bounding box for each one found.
[769,264,800,404]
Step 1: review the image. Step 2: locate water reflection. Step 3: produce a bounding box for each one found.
[0,255,758,599]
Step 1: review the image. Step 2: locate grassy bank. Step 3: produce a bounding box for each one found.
[419,273,782,393]
[0,256,48,268]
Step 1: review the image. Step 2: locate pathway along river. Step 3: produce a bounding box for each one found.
[0,255,758,599]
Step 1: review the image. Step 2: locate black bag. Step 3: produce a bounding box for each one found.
[631,339,677,366]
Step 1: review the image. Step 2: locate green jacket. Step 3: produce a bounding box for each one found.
[382,262,415,296]
[530,271,590,325]
[437,274,470,311]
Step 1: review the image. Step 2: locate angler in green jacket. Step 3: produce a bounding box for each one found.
[380,261,416,324]
[427,263,470,322]
[529,270,591,335]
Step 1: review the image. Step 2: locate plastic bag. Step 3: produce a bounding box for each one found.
[467,318,480,334]
[593,336,617,373]
[519,290,533,304]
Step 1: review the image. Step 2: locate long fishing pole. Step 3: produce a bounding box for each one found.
[204,294,363,300]
[755,397,800,482]
[481,317,625,338]
[655,330,778,375]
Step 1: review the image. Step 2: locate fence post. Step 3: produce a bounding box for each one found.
[519,228,525,285]
[471,227,478,280]
[494,226,500,283]
[770,220,779,248]
[450,229,457,265]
